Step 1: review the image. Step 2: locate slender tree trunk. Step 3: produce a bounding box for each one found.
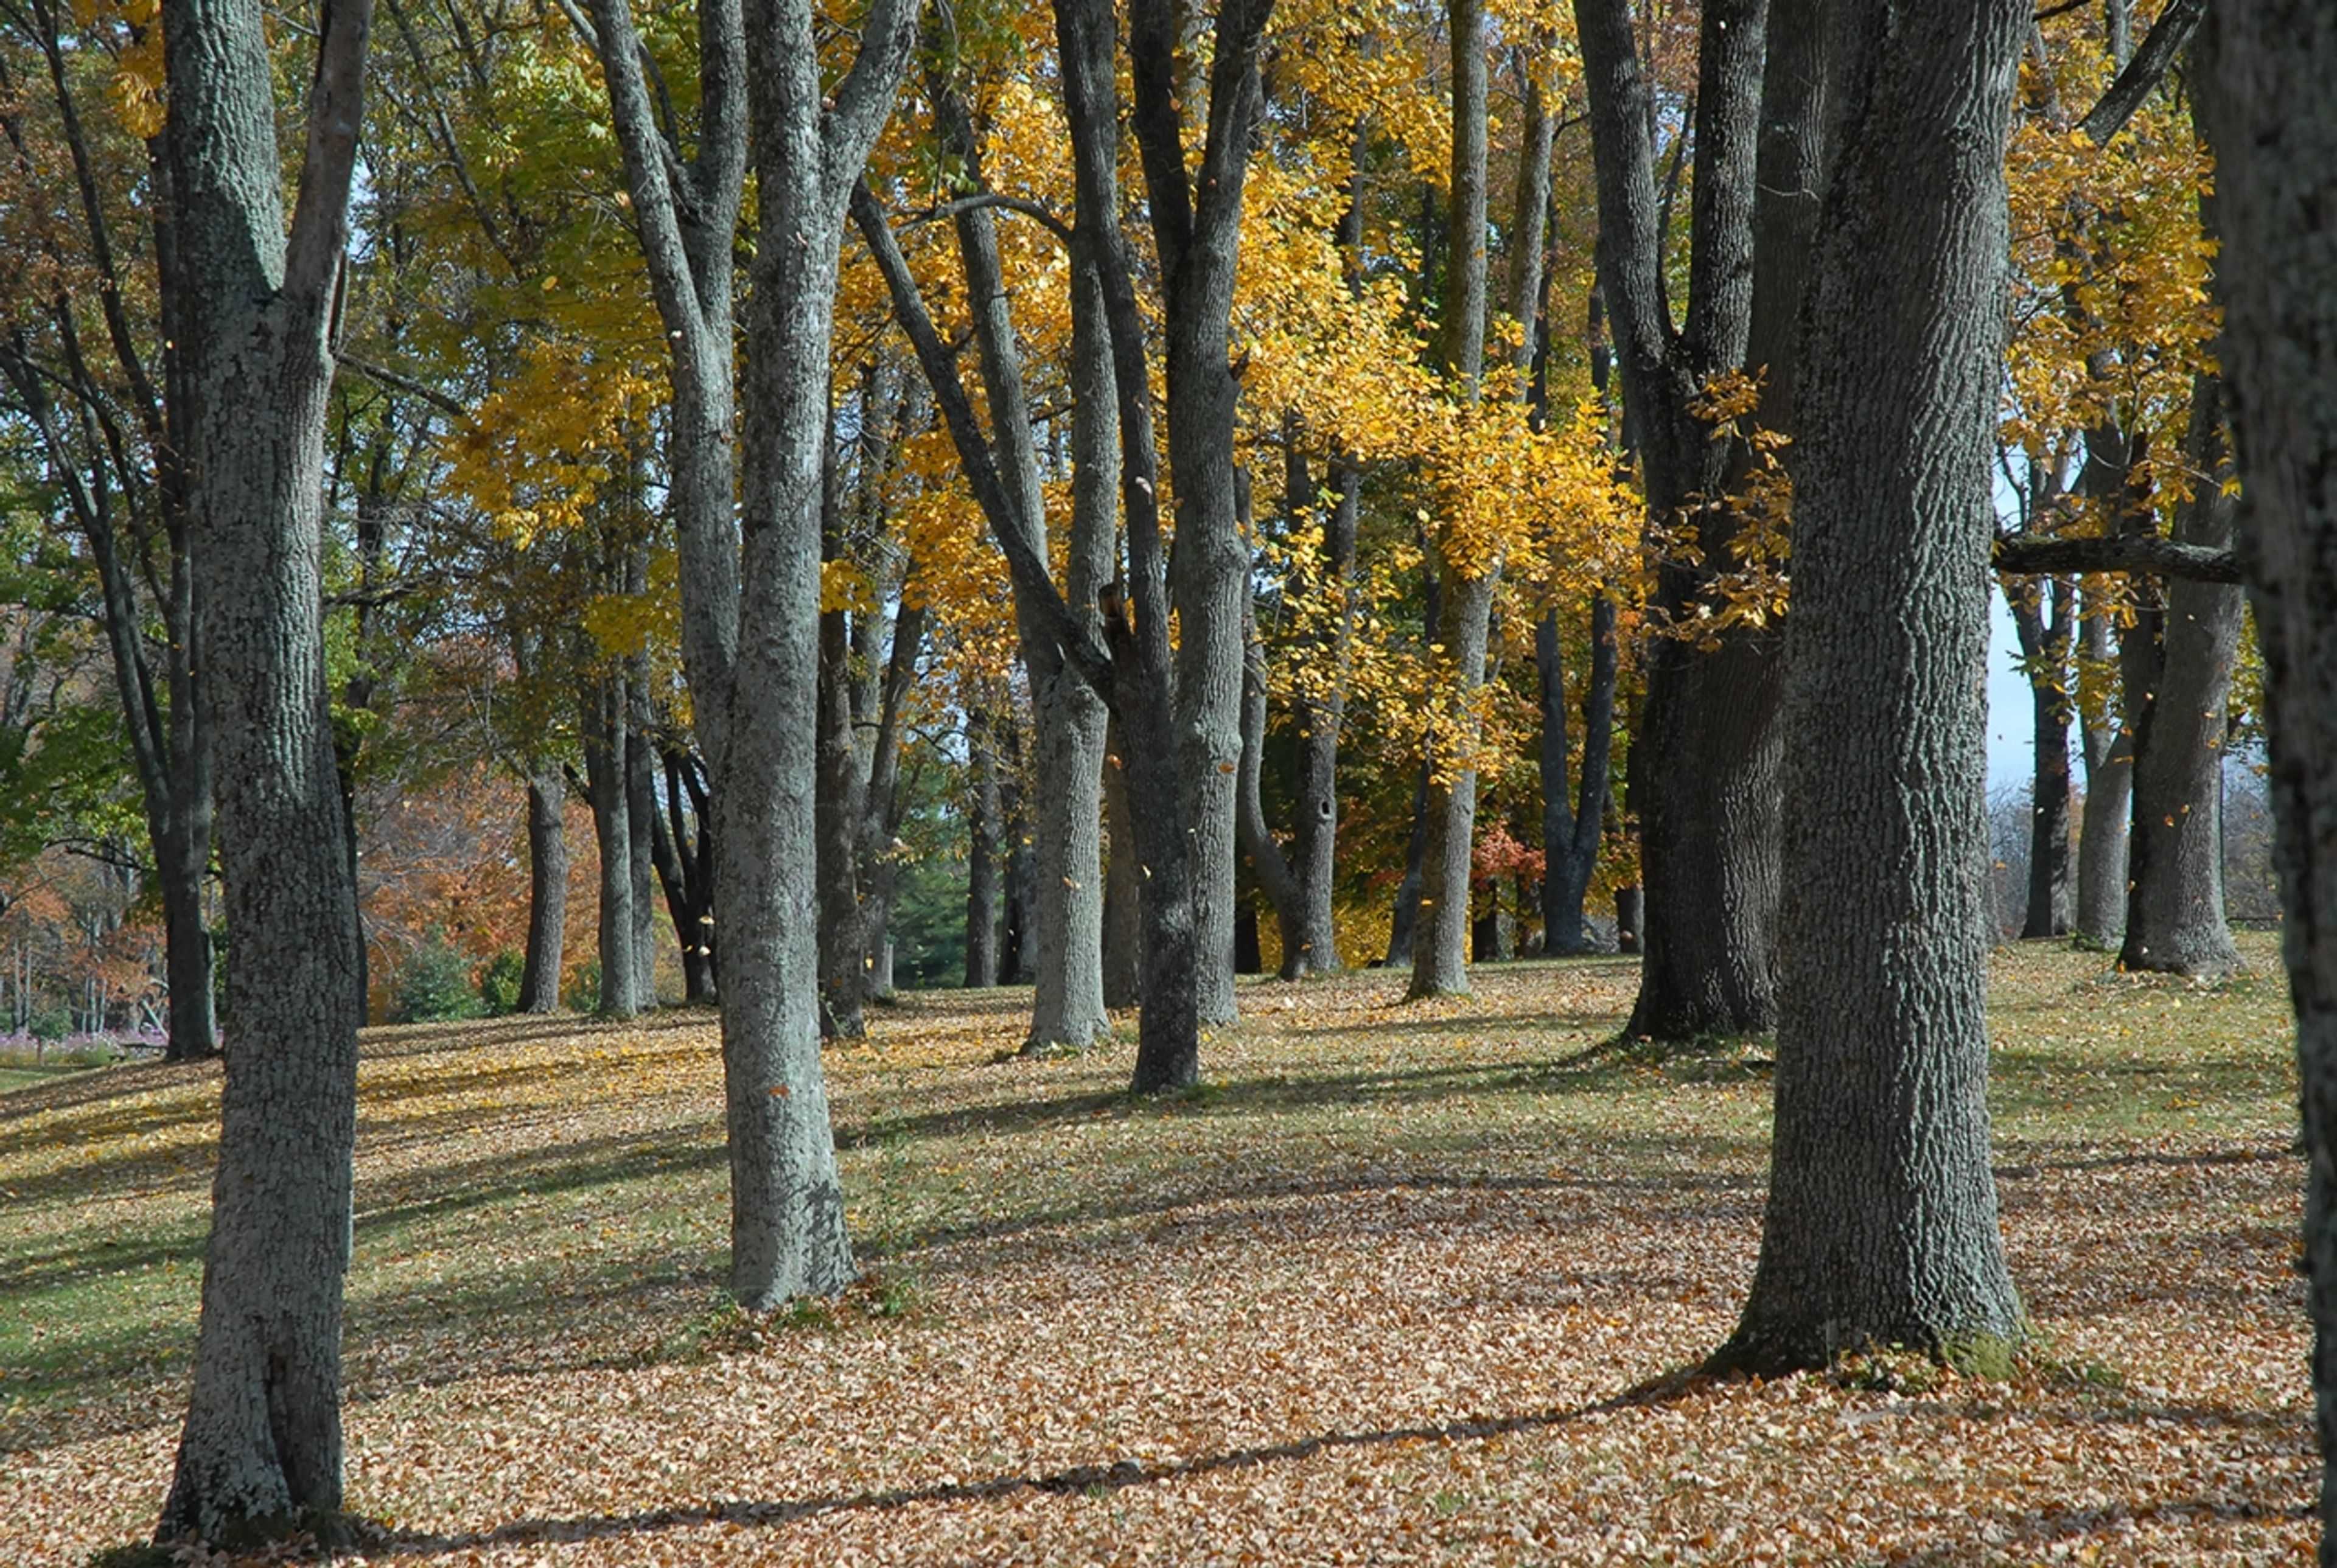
[2196,12,2337,1550]
[816,449,866,1039]
[581,667,648,1016]
[1715,0,2027,1375]
[519,765,568,1012]
[856,602,924,997]
[156,0,368,1538]
[2007,578,2074,938]
[2121,371,2243,977]
[1540,594,1618,954]
[1409,0,1494,1001]
[1102,714,1143,1008]
[965,711,1002,989]
[2073,428,2150,945]
[1280,456,1356,978]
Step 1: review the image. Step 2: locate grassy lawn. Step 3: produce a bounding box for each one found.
[0,937,2310,1564]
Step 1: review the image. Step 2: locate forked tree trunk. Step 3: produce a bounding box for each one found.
[2196,10,2337,1549]
[519,765,568,1012]
[156,0,369,1539]
[1575,0,1784,1041]
[816,451,866,1039]
[2121,372,2243,978]
[1714,0,2027,1376]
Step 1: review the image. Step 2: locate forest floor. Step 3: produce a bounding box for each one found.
[0,937,2311,1565]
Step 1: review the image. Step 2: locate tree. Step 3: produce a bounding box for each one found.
[2193,5,2337,1551]
[1713,0,2027,1375]
[155,0,370,1541]
[0,0,218,1060]
[1572,0,1786,1042]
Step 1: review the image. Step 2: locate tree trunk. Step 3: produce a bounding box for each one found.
[964,711,1002,989]
[2120,372,2243,978]
[1715,0,2026,1375]
[855,602,925,1000]
[1540,594,1618,955]
[1576,0,1786,1041]
[157,0,368,1539]
[1102,714,1143,1008]
[1280,456,1356,978]
[581,667,648,1016]
[2073,426,2151,946]
[1410,0,1495,1001]
[519,765,568,1012]
[1123,0,1277,1035]
[2006,577,2074,938]
[2196,10,2337,1550]
[816,451,866,1039]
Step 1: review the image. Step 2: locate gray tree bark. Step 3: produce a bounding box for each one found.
[2196,10,2337,1551]
[1714,0,2027,1376]
[1123,0,1276,1032]
[519,765,568,1012]
[156,0,369,1539]
[964,708,1002,989]
[2120,372,2243,978]
[2006,574,2075,938]
[1102,714,1143,1008]
[816,445,866,1038]
[921,72,1112,1047]
[1410,0,1495,1000]
[581,663,650,1016]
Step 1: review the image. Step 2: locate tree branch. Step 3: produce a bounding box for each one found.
[284,0,374,310]
[2079,0,2203,144]
[1992,529,2240,582]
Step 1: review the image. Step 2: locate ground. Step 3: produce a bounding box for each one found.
[0,938,2313,1565]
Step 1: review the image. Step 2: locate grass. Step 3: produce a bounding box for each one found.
[0,936,2311,1565]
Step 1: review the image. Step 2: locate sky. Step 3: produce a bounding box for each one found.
[1985,588,2044,793]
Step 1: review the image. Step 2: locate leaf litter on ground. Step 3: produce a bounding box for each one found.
[0,938,2312,1564]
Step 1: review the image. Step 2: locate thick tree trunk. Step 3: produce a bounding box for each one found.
[2196,11,2337,1550]
[157,0,368,1539]
[2120,372,2243,978]
[1540,594,1618,955]
[1715,0,2025,1375]
[707,0,912,1310]
[519,765,568,1012]
[1576,0,1786,1040]
[1122,0,1276,1035]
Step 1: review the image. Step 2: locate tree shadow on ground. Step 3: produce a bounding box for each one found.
[349,1370,1711,1557]
[837,1037,1770,1152]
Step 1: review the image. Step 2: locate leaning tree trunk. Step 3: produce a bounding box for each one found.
[2196,9,2337,1551]
[156,0,369,1540]
[1714,0,2027,1376]
[2120,371,2243,978]
[519,764,568,1012]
